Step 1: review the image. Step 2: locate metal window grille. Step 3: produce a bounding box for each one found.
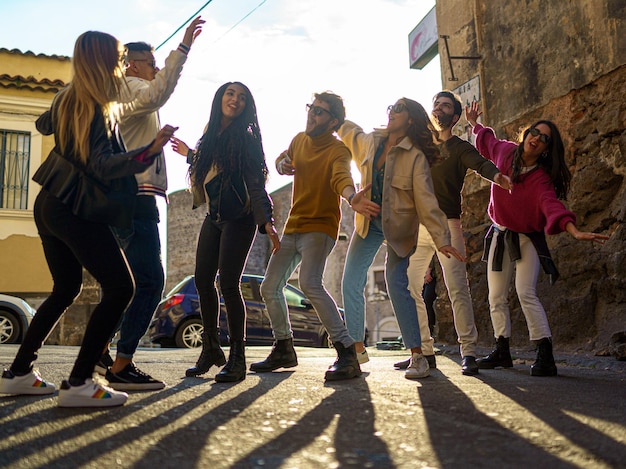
[0,129,31,210]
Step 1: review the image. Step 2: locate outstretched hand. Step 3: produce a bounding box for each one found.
[149,125,178,154]
[465,101,482,128]
[494,172,513,191]
[566,222,610,245]
[170,136,190,157]
[438,245,466,263]
[572,230,609,245]
[350,183,381,220]
[182,16,205,47]
[276,151,294,175]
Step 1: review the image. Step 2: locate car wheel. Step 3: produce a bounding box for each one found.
[175,318,203,348]
[0,309,21,344]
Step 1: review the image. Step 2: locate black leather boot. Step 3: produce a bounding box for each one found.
[477,336,513,369]
[215,341,246,382]
[530,337,558,376]
[249,338,298,372]
[461,356,479,375]
[324,342,362,381]
[185,329,226,377]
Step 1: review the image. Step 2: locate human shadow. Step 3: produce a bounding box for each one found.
[417,363,578,469]
[230,373,395,468]
[473,361,626,468]
[0,376,216,467]
[130,371,297,468]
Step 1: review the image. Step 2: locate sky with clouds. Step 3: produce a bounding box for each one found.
[1,0,442,261]
[1,0,441,193]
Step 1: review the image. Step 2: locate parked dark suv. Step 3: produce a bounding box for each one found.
[148,275,334,348]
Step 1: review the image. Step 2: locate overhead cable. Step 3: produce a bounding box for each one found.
[155,0,215,50]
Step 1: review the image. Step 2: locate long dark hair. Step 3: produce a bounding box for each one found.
[511,119,570,199]
[402,98,441,167]
[190,82,267,189]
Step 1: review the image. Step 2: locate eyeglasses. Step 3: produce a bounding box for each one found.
[529,127,551,144]
[306,103,334,118]
[387,103,407,114]
[132,59,157,69]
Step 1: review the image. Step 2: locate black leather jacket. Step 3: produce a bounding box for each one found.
[32,106,156,228]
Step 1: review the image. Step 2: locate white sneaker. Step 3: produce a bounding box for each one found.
[357,348,369,364]
[58,378,128,408]
[405,353,430,380]
[0,369,56,395]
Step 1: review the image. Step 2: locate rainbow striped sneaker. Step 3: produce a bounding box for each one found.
[58,378,127,408]
[0,369,56,395]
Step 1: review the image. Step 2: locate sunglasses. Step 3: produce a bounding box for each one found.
[306,104,334,118]
[387,103,407,114]
[132,59,158,69]
[529,127,551,144]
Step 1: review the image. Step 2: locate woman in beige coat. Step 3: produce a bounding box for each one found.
[338,98,463,379]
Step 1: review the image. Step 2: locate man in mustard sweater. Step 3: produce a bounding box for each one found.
[250,92,380,381]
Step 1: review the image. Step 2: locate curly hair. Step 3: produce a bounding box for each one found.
[511,120,570,199]
[401,98,441,167]
[190,82,268,190]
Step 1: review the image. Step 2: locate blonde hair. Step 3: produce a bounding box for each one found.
[54,31,124,164]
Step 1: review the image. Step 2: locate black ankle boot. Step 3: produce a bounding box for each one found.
[215,341,246,382]
[249,338,298,372]
[186,329,226,377]
[530,337,557,377]
[477,336,513,369]
[324,342,362,381]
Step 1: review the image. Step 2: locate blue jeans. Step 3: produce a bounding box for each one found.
[386,245,422,349]
[114,217,164,358]
[342,218,385,342]
[343,218,422,348]
[260,232,354,348]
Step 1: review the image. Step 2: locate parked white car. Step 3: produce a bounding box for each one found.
[0,294,36,344]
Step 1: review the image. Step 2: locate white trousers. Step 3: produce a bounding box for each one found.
[487,230,551,341]
[408,219,478,357]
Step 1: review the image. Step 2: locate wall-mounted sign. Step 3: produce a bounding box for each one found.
[408,6,438,70]
[452,75,481,141]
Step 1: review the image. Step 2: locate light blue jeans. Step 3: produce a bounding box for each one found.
[342,218,422,349]
[260,232,354,348]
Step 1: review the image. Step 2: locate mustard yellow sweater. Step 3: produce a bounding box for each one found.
[280,131,354,239]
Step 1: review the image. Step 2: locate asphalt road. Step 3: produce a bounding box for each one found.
[1,344,624,469]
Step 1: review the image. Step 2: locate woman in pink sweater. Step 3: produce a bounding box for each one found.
[466,101,608,377]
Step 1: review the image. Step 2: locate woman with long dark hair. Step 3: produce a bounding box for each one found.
[0,31,175,407]
[338,98,464,380]
[466,101,608,376]
[171,82,279,382]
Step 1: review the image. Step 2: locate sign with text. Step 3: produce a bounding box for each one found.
[408,7,438,70]
[452,75,481,141]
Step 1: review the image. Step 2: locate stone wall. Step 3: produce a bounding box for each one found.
[432,0,626,351]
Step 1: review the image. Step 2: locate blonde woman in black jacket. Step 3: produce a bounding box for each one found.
[0,31,175,407]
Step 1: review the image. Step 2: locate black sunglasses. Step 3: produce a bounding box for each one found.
[387,103,407,114]
[306,104,334,118]
[529,127,551,144]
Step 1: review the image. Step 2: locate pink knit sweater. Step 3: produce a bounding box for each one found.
[473,124,575,235]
